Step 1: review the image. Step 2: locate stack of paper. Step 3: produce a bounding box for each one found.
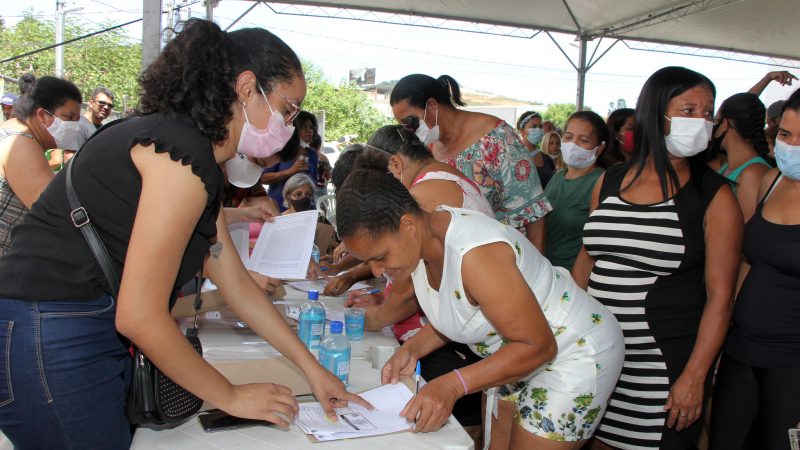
[294,383,414,441]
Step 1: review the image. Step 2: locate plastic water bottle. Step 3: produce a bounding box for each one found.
[318,321,351,385]
[298,290,325,357]
[311,244,321,265]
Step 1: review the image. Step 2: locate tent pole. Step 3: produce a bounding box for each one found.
[142,0,162,72]
[576,36,587,111]
[205,0,218,22]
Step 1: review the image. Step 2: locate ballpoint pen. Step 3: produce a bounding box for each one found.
[353,288,381,298]
[414,361,421,424]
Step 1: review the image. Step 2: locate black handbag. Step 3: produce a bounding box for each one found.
[65,145,205,426]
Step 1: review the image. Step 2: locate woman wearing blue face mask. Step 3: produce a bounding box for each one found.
[572,66,743,450]
[710,89,800,450]
[543,111,608,272]
[0,19,367,449]
[517,111,556,188]
[390,74,552,252]
[0,73,81,256]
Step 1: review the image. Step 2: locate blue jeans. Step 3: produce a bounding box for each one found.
[0,295,132,449]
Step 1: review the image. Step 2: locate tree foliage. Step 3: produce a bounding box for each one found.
[301,62,390,143]
[542,102,595,129]
[0,12,141,110]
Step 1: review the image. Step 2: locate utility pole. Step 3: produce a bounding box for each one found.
[55,0,65,77]
[54,0,83,78]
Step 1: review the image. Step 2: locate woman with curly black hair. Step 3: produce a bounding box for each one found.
[0,19,366,449]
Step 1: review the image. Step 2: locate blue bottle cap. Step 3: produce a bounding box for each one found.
[308,290,319,301]
[329,321,343,334]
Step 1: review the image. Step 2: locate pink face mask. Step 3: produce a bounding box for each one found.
[237,85,295,158]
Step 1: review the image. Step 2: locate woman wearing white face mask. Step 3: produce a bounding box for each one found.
[517,111,556,188]
[543,111,608,272]
[709,88,800,450]
[390,74,552,252]
[572,67,743,450]
[0,73,82,256]
[0,20,367,449]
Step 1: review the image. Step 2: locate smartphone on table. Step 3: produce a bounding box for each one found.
[198,409,274,433]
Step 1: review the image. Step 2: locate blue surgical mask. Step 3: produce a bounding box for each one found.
[774,139,800,180]
[526,128,544,146]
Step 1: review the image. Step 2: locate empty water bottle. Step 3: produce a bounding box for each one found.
[298,290,325,357]
[318,321,350,385]
[311,244,321,264]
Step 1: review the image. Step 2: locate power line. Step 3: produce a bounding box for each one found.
[0,18,141,64]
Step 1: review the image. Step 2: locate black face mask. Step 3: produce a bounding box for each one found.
[711,122,728,154]
[290,197,315,212]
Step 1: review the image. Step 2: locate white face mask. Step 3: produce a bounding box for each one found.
[415,104,440,146]
[561,141,602,169]
[224,153,263,188]
[664,116,713,158]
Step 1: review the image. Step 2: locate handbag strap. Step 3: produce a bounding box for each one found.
[64,129,204,326]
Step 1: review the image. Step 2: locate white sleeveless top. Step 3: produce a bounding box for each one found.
[412,170,494,218]
[411,206,608,360]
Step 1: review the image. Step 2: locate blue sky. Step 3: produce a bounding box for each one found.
[3,0,797,114]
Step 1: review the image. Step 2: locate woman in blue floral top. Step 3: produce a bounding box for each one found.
[390,74,552,250]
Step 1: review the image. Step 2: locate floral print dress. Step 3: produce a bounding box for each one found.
[410,206,625,442]
[444,120,552,229]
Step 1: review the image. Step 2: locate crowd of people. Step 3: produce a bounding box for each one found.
[0,16,797,450]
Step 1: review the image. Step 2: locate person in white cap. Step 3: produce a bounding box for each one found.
[1,93,18,121]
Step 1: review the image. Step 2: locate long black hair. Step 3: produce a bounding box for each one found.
[390,74,467,110]
[708,93,769,161]
[605,108,635,165]
[626,66,716,200]
[275,110,317,162]
[336,169,423,239]
[12,73,82,120]
[138,18,302,144]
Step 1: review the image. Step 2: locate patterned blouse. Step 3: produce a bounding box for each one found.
[0,129,34,256]
[445,120,551,229]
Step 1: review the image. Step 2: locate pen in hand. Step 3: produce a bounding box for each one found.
[414,361,421,425]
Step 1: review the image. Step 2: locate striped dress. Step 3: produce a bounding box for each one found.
[582,164,727,450]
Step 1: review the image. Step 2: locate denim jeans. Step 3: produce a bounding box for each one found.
[0,295,132,450]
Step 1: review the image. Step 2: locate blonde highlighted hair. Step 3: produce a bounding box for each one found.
[541,131,565,171]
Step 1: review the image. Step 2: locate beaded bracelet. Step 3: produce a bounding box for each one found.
[453,369,468,395]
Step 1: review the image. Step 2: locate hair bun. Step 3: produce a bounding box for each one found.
[18,73,37,96]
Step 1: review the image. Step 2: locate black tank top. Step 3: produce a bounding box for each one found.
[0,113,223,301]
[726,173,800,368]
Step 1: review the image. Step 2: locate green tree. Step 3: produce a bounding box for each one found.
[0,12,141,109]
[542,103,577,130]
[301,62,389,143]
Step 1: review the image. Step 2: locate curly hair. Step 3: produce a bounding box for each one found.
[336,169,423,239]
[13,73,82,120]
[138,19,302,144]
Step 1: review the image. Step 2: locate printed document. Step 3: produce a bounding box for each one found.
[247,210,317,279]
[294,383,414,441]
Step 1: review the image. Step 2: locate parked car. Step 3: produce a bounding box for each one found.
[321,141,341,168]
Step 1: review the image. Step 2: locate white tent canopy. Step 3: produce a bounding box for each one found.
[143,0,800,107]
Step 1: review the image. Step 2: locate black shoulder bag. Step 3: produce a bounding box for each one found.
[65,143,205,426]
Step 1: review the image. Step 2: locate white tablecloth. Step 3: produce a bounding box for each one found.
[131,286,475,450]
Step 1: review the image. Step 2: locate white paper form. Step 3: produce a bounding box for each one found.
[286,279,371,293]
[246,210,317,279]
[228,222,250,263]
[294,383,414,441]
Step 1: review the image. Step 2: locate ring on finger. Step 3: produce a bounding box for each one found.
[679,411,688,417]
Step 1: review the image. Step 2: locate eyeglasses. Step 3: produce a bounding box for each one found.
[271,88,301,125]
[94,99,114,109]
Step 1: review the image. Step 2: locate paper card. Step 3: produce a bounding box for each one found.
[204,357,313,411]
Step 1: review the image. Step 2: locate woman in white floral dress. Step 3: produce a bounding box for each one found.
[336,169,624,450]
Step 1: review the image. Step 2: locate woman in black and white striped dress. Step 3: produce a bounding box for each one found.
[572,67,743,450]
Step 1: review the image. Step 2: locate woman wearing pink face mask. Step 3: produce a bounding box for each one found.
[605,107,635,164]
[0,19,367,449]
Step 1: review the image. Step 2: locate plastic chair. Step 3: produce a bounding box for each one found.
[316,194,336,230]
